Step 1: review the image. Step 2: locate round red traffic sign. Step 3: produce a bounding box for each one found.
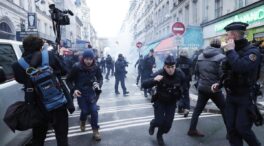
[136,42,143,48]
[172,22,185,36]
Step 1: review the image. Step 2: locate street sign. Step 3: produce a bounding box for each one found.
[28,13,37,29]
[174,35,183,45]
[136,42,143,48]
[16,31,38,41]
[172,22,185,36]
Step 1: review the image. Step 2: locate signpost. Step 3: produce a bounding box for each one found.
[136,42,143,48]
[172,22,185,57]
[136,42,143,56]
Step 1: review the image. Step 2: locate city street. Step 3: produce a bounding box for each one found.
[43,71,264,146]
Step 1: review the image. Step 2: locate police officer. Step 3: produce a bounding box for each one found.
[115,54,129,95]
[105,54,113,80]
[66,49,103,141]
[142,55,188,145]
[12,36,74,146]
[212,22,261,146]
[176,49,192,117]
[142,49,156,97]
[135,55,144,85]
[100,57,106,73]
[188,39,226,137]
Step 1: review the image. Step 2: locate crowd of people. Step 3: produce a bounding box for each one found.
[5,21,264,146]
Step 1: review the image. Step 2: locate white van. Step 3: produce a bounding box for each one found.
[0,39,32,146]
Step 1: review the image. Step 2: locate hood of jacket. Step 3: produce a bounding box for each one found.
[202,46,223,58]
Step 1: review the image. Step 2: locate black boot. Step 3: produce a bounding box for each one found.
[149,124,155,135]
[157,130,164,146]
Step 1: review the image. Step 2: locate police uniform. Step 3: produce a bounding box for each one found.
[222,22,261,146]
[176,55,192,115]
[142,55,188,145]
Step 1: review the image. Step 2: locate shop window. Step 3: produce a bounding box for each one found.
[0,44,17,81]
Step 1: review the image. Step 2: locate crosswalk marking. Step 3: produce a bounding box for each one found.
[45,114,220,141]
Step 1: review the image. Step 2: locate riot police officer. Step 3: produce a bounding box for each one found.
[114,54,129,95]
[135,55,144,85]
[141,49,156,97]
[176,49,192,117]
[212,22,261,146]
[142,55,188,145]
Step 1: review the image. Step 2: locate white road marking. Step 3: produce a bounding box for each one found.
[45,114,220,141]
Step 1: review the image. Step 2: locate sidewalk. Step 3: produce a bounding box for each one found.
[189,82,264,115]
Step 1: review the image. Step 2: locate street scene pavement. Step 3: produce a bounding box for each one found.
[44,71,264,146]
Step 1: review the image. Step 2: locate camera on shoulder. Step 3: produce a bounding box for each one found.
[49,4,74,25]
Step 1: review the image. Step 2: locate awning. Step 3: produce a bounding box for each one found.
[154,36,176,52]
[141,41,160,56]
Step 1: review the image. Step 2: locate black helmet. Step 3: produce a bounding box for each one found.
[164,55,175,66]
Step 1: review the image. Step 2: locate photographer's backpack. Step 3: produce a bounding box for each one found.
[18,50,67,111]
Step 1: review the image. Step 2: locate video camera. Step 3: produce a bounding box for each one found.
[49,4,73,25]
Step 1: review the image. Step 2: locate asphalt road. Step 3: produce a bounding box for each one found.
[44,71,264,146]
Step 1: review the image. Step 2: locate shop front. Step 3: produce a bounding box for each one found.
[202,1,264,47]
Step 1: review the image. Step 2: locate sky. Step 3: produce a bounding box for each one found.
[86,0,130,38]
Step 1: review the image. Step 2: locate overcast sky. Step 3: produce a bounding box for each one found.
[86,0,130,38]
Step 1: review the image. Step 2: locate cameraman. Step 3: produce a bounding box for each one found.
[142,55,188,145]
[12,36,72,146]
[66,49,103,141]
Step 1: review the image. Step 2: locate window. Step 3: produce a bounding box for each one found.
[193,0,198,24]
[215,0,223,18]
[0,44,17,81]
[237,0,244,9]
[19,0,24,9]
[203,0,209,21]
[185,5,189,25]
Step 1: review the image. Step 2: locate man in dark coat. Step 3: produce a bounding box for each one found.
[12,35,73,146]
[188,39,226,137]
[114,54,129,95]
[141,49,156,97]
[105,54,113,80]
[176,49,192,117]
[135,55,144,85]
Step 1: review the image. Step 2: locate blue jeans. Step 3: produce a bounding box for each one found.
[77,96,99,130]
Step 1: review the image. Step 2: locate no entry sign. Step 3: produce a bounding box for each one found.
[172,22,185,36]
[136,42,143,48]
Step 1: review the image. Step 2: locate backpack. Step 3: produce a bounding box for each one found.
[18,50,67,112]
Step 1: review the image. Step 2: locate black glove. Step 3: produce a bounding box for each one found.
[67,104,75,114]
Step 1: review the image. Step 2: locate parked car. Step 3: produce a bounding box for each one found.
[0,39,32,146]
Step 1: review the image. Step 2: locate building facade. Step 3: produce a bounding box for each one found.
[201,0,263,46]
[0,0,34,40]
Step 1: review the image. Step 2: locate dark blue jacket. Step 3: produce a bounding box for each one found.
[66,62,103,101]
[176,56,192,81]
[221,39,261,93]
[142,55,155,75]
[115,58,127,77]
